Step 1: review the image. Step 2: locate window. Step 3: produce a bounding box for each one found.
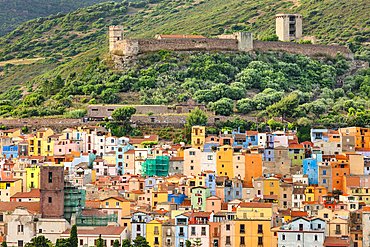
[18,225,24,233]
[31,173,34,178]
[80,240,83,246]
[201,227,206,235]
[318,224,321,229]
[212,202,215,206]
[191,166,194,170]
[297,234,301,241]
[39,229,42,233]
[18,241,23,247]
[258,224,263,233]
[258,237,263,245]
[324,213,328,218]
[226,224,230,231]
[226,236,231,245]
[48,172,52,183]
[208,155,213,160]
[323,170,326,175]
[0,214,3,222]
[48,197,52,203]
[314,235,318,241]
[240,224,245,233]
[189,151,195,156]
[191,227,196,235]
[240,236,245,245]
[154,237,159,245]
[323,179,326,184]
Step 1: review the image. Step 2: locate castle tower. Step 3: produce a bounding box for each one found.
[109,25,124,52]
[275,14,302,42]
[40,166,64,219]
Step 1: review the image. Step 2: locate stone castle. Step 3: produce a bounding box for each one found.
[109,14,354,60]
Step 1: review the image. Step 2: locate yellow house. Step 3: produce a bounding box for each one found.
[263,177,280,205]
[236,202,273,220]
[1,129,21,138]
[191,126,205,150]
[146,220,163,247]
[100,197,131,225]
[0,178,22,201]
[26,166,40,192]
[152,191,168,209]
[317,207,349,221]
[13,162,27,192]
[234,219,271,247]
[305,186,315,202]
[28,128,54,156]
[216,145,233,177]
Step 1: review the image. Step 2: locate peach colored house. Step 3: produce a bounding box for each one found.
[54,140,80,155]
[206,196,222,213]
[183,148,201,176]
[123,149,135,175]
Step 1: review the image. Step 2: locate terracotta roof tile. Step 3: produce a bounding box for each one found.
[62,226,127,235]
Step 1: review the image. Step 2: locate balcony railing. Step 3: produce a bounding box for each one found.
[240,230,245,234]
[258,230,263,234]
[335,230,341,234]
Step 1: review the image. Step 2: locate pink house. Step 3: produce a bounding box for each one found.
[206,195,222,213]
[54,140,79,155]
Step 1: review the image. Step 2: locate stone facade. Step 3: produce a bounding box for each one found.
[168,158,184,176]
[275,14,303,42]
[40,166,64,219]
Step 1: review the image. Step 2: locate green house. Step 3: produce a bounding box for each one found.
[190,186,211,211]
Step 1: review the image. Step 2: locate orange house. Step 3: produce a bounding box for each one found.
[328,130,341,143]
[340,127,370,149]
[314,186,328,201]
[245,153,263,184]
[331,155,350,192]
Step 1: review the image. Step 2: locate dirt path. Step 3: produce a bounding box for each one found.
[0,57,44,66]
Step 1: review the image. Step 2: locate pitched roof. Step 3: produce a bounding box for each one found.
[11,189,40,199]
[62,226,127,236]
[0,202,39,214]
[238,202,273,208]
[323,236,351,246]
[101,196,129,202]
[289,144,304,149]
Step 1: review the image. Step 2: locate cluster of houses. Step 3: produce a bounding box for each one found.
[1,126,370,247]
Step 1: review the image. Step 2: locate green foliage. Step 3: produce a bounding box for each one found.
[95,235,104,247]
[100,89,119,104]
[236,98,253,114]
[111,106,136,121]
[132,236,150,247]
[266,94,299,118]
[260,34,279,41]
[89,98,98,104]
[185,240,192,247]
[81,98,87,103]
[147,111,153,116]
[56,238,70,247]
[141,141,158,148]
[25,236,51,247]
[186,107,207,126]
[210,98,234,116]
[1,241,7,247]
[267,119,284,130]
[121,239,132,247]
[63,109,86,118]
[113,240,120,247]
[70,224,78,247]
[23,93,45,107]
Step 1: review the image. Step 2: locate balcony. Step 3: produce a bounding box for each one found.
[258,230,263,234]
[335,230,341,234]
[289,21,296,24]
[179,233,184,237]
[258,242,263,246]
[240,230,245,234]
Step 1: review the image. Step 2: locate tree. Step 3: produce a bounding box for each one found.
[113,240,120,247]
[192,238,203,246]
[310,101,327,118]
[236,98,254,114]
[111,106,136,122]
[25,236,51,247]
[210,98,234,116]
[266,94,299,119]
[70,224,78,247]
[121,239,132,247]
[186,107,207,126]
[95,235,104,247]
[185,240,192,247]
[132,236,150,247]
[56,238,70,247]
[2,241,7,247]
[347,116,365,127]
[267,119,284,130]
[23,93,46,107]
[100,88,119,104]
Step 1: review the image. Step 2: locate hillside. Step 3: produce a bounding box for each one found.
[1,0,370,89]
[0,0,370,127]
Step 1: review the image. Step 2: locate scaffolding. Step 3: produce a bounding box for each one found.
[75,212,117,227]
[64,182,86,223]
[142,156,170,177]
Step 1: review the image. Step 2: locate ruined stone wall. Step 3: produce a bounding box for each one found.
[253,40,354,59]
[137,38,239,54]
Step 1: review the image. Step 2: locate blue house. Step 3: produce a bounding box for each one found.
[232,130,247,149]
[168,190,187,204]
[203,143,219,152]
[264,148,274,161]
[303,158,318,185]
[310,129,329,143]
[224,179,243,203]
[175,214,189,247]
[3,145,18,159]
[145,177,157,191]
[205,174,216,196]
[116,143,134,175]
[266,133,274,148]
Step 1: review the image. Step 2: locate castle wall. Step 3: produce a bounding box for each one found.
[253,40,354,59]
[136,38,239,54]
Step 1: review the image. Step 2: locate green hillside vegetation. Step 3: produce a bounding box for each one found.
[0,0,147,37]
[0,0,370,127]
